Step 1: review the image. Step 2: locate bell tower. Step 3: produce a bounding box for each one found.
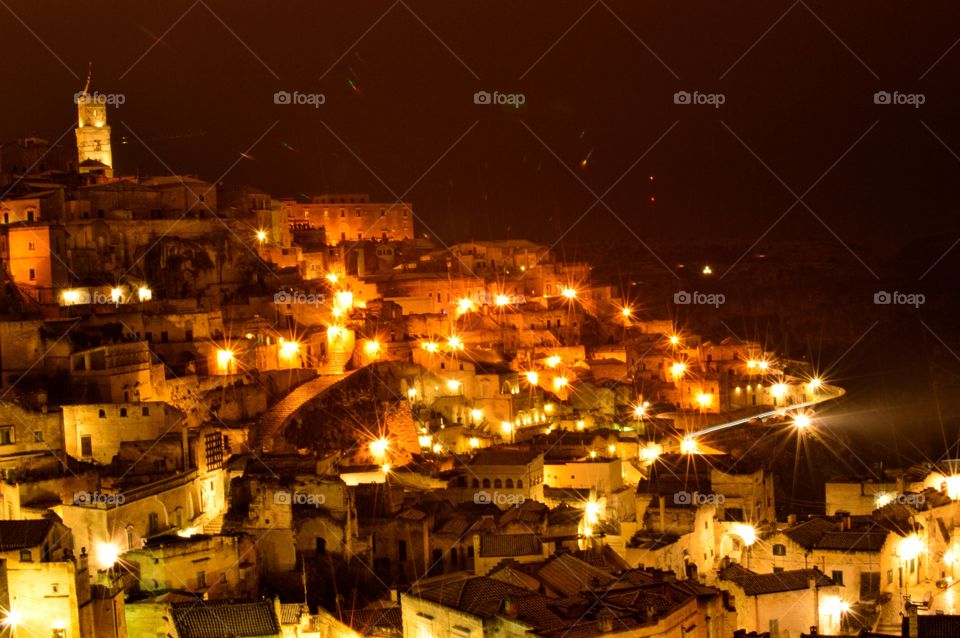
[75,64,113,178]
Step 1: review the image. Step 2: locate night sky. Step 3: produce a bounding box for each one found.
[4,1,960,247]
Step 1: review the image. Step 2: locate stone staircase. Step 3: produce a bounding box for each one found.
[319,348,352,375]
[253,367,361,452]
[203,511,224,535]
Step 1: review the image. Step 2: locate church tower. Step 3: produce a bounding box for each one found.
[75,66,114,178]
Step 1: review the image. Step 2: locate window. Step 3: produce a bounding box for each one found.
[19,549,31,562]
[28,242,35,251]
[119,408,128,417]
[482,479,490,488]
[773,566,784,574]
[80,436,92,457]
[832,570,844,586]
[197,571,206,588]
[516,480,523,488]
[28,268,36,281]
[148,513,159,534]
[142,407,150,417]
[494,479,502,488]
[33,431,42,442]
[505,479,514,488]
[773,544,786,556]
[98,409,106,418]
[398,540,407,561]
[0,427,14,445]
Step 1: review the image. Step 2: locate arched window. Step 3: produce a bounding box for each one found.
[505,479,514,488]
[472,479,479,488]
[494,479,502,489]
[517,480,523,488]
[482,479,490,488]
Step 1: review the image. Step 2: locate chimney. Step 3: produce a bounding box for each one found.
[809,576,820,634]
[596,610,614,633]
[503,594,517,618]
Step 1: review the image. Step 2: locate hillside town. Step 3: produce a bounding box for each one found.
[0,82,956,638]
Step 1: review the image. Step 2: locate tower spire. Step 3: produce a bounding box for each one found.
[82,62,92,96]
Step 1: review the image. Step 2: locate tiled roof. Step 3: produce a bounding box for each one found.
[342,607,402,635]
[534,553,616,596]
[815,530,888,551]
[279,603,305,625]
[0,519,54,551]
[171,600,280,638]
[720,564,834,595]
[782,518,837,548]
[479,533,542,557]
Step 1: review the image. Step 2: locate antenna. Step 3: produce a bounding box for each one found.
[82,62,93,95]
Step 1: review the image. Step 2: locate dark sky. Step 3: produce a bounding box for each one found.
[3,1,960,246]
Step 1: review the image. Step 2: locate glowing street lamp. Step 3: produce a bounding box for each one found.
[110,287,123,304]
[525,371,539,386]
[680,437,698,454]
[695,393,713,409]
[93,540,121,569]
[553,376,569,391]
[793,413,812,429]
[494,294,510,307]
[421,341,439,353]
[2,609,22,631]
[334,290,354,309]
[364,339,382,358]
[138,286,152,302]
[633,404,646,418]
[256,229,267,242]
[669,334,680,346]
[808,377,822,391]
[216,349,234,373]
[545,355,562,368]
[457,297,474,314]
[670,362,687,379]
[729,523,757,547]
[621,306,632,318]
[640,442,662,461]
[369,438,389,460]
[325,272,339,284]
[771,383,788,399]
[447,335,463,351]
[279,338,300,360]
[446,379,462,393]
[561,287,577,299]
[470,408,483,423]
